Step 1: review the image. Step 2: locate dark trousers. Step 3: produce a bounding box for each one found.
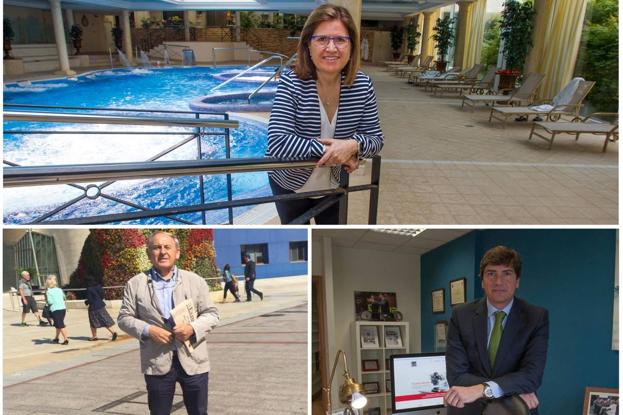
[223,281,239,300]
[269,177,339,225]
[245,278,262,301]
[144,353,208,415]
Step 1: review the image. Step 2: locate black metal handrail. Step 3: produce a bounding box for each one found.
[3,107,381,225]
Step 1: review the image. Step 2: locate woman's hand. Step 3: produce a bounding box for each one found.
[317,138,358,167]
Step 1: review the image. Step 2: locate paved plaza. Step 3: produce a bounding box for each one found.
[3,276,308,415]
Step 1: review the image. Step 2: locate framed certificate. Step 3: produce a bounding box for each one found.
[450,277,466,306]
[362,359,379,371]
[363,382,380,394]
[432,288,445,313]
[435,320,448,351]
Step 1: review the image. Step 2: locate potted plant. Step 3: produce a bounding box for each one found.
[432,15,455,72]
[4,18,15,59]
[390,25,404,60]
[498,0,536,89]
[69,24,83,55]
[405,20,421,63]
[111,26,123,50]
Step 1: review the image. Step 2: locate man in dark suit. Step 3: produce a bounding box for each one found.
[243,254,263,302]
[444,246,549,415]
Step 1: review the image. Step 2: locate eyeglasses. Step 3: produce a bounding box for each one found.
[310,35,351,49]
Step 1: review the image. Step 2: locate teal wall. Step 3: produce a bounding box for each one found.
[421,229,618,415]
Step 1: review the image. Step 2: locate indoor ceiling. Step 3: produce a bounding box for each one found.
[312,228,471,255]
[6,0,456,20]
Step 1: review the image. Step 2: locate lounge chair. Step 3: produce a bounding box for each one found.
[461,73,545,111]
[387,54,421,74]
[409,66,461,86]
[528,112,618,151]
[432,66,496,96]
[397,55,434,77]
[384,54,407,68]
[488,79,595,127]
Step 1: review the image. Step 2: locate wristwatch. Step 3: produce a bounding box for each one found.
[482,383,494,399]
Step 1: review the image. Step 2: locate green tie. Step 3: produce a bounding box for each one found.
[488,311,506,367]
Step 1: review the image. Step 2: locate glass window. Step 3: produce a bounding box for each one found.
[240,243,269,264]
[14,231,60,288]
[289,241,308,262]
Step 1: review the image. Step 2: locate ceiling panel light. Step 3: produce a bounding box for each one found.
[371,228,426,237]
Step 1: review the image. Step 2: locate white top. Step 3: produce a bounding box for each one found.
[295,102,339,195]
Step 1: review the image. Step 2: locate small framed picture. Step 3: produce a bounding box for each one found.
[384,326,403,348]
[435,320,448,351]
[362,359,379,371]
[385,358,390,371]
[363,382,380,394]
[386,379,392,393]
[361,326,380,349]
[367,407,381,415]
[432,288,445,313]
[450,277,467,306]
[583,386,618,415]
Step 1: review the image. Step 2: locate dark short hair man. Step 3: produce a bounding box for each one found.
[243,254,263,302]
[118,231,219,415]
[444,246,549,415]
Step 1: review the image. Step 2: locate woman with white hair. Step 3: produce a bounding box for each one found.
[45,274,69,345]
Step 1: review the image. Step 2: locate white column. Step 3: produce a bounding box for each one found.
[121,10,133,60]
[50,0,76,75]
[183,10,190,41]
[235,11,241,42]
[64,9,74,30]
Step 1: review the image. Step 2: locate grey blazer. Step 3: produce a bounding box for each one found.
[118,268,220,376]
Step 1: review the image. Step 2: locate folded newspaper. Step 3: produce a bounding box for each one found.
[171,299,198,353]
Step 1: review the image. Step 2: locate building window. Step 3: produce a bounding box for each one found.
[289,241,308,262]
[241,243,269,264]
[14,231,60,288]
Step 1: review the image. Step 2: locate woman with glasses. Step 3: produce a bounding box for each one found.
[267,4,384,224]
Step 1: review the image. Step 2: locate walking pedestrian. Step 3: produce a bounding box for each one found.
[222,264,241,303]
[45,274,69,345]
[85,275,118,341]
[243,254,263,302]
[18,270,46,326]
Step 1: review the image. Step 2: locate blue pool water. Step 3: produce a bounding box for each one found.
[3,66,276,224]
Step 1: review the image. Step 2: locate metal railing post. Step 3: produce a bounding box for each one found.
[195,113,207,224]
[338,168,349,224]
[224,113,234,224]
[368,155,381,224]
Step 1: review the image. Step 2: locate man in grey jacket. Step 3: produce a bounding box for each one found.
[118,231,219,415]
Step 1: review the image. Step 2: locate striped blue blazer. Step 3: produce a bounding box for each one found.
[266,69,384,191]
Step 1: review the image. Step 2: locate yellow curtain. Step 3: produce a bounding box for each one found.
[524,0,589,99]
[421,10,440,60]
[454,0,487,70]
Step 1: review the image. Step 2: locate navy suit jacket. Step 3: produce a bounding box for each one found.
[446,297,549,415]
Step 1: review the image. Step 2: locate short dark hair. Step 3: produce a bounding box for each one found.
[479,246,522,279]
[294,4,360,86]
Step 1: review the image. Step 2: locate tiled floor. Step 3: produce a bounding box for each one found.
[347,65,618,225]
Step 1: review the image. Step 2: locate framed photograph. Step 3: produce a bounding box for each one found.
[363,382,380,394]
[361,326,380,349]
[367,407,381,415]
[432,288,445,313]
[450,277,467,306]
[386,379,392,393]
[362,359,379,371]
[583,387,618,415]
[355,291,398,321]
[435,320,448,351]
[384,326,403,348]
[385,358,390,371]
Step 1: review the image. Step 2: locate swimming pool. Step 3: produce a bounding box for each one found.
[3,66,276,224]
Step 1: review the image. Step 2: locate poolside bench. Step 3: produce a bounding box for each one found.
[528,113,618,152]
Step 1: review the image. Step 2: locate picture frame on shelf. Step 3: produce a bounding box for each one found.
[385,358,390,371]
[450,277,466,306]
[363,382,380,394]
[384,326,403,348]
[582,386,618,415]
[432,288,445,313]
[386,379,392,393]
[362,359,380,371]
[367,407,381,415]
[361,326,380,349]
[435,320,448,351]
[355,291,399,321]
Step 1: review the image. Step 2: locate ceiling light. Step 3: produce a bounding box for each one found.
[372,228,426,237]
